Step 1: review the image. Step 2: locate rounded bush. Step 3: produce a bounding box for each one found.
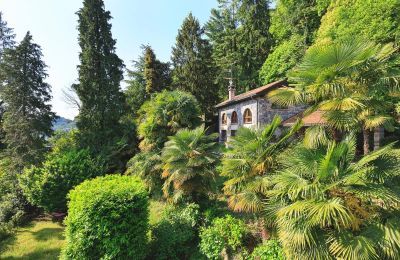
[199,215,247,259]
[62,175,149,260]
[19,149,105,212]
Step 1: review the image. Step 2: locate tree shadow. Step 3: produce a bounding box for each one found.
[0,234,17,255]
[32,228,64,241]
[1,248,61,260]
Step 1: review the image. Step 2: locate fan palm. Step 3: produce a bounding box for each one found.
[161,126,220,204]
[126,151,163,196]
[264,137,400,259]
[221,115,302,213]
[268,40,400,153]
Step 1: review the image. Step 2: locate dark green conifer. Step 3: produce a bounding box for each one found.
[0,32,55,171]
[144,45,171,94]
[172,13,218,122]
[206,0,272,94]
[74,0,125,156]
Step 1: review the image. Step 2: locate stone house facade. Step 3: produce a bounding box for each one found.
[215,80,304,142]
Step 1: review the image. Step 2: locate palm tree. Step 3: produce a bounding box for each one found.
[268,40,400,153]
[161,126,220,204]
[126,151,163,196]
[264,137,400,259]
[221,116,302,213]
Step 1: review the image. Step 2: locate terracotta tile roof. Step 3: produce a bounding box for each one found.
[282,110,326,126]
[215,79,287,108]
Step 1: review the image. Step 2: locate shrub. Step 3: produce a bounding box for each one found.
[148,203,200,260]
[252,239,285,260]
[137,90,201,151]
[62,175,149,260]
[19,149,105,212]
[199,215,247,260]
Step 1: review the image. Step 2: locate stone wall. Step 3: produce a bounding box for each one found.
[218,97,305,142]
[257,98,304,127]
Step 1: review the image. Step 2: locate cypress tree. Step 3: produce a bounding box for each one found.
[171,13,218,121]
[144,45,171,94]
[0,32,55,171]
[74,0,125,156]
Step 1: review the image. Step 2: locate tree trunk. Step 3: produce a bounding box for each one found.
[260,220,270,241]
[363,128,370,155]
[373,127,384,150]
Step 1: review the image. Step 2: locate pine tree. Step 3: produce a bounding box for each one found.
[0,32,55,171]
[0,12,15,60]
[206,0,272,95]
[237,0,272,88]
[143,45,171,94]
[171,13,218,121]
[74,0,125,156]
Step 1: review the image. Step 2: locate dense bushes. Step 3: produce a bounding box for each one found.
[199,215,248,259]
[148,203,200,260]
[251,240,285,260]
[62,175,149,260]
[19,149,105,212]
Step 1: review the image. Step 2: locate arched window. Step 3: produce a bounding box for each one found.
[221,113,227,125]
[243,108,252,124]
[231,111,238,124]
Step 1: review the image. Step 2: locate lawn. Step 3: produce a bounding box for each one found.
[0,219,65,260]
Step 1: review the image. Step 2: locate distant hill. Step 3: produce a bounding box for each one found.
[53,116,76,132]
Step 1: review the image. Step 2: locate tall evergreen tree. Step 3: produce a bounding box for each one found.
[143,45,171,94]
[0,12,15,60]
[74,0,125,157]
[206,0,272,95]
[237,0,272,88]
[0,32,55,171]
[0,12,15,149]
[171,13,217,121]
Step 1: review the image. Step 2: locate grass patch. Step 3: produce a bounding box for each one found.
[0,219,65,260]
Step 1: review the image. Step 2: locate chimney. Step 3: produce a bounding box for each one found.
[228,79,235,100]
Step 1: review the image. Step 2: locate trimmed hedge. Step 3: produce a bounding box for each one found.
[62,175,149,260]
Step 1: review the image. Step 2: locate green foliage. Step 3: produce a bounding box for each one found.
[199,215,247,260]
[74,0,125,158]
[126,151,163,197]
[148,203,200,260]
[206,0,272,95]
[221,116,302,213]
[0,32,55,171]
[144,45,171,94]
[316,0,400,44]
[172,13,217,120]
[18,149,105,213]
[62,175,149,260]
[0,11,15,59]
[259,34,305,84]
[137,90,201,151]
[269,40,400,153]
[251,240,285,260]
[260,0,328,85]
[162,127,220,204]
[125,45,148,117]
[263,137,400,259]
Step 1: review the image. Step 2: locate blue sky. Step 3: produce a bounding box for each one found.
[0,0,218,119]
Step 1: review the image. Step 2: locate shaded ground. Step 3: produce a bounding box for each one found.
[0,219,65,260]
